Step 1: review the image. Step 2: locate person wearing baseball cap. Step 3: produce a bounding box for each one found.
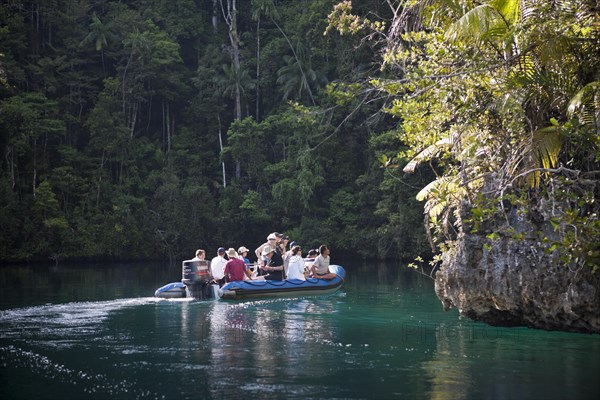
[237,246,252,275]
[254,233,278,273]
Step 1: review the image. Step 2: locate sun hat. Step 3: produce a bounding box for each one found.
[237,246,249,254]
[227,248,238,258]
[262,246,274,256]
[267,233,277,240]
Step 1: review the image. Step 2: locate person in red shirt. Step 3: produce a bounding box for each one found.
[224,248,253,282]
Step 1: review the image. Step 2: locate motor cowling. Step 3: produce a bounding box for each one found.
[182,260,212,283]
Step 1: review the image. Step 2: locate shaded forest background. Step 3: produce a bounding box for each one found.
[0,0,431,263]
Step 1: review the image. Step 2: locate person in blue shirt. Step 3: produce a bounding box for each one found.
[237,246,252,277]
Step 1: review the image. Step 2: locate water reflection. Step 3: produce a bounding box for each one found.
[1,261,599,399]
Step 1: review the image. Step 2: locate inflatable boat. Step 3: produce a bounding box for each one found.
[154,282,187,298]
[154,260,345,300]
[219,265,345,300]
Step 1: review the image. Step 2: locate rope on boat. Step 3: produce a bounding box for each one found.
[232,276,337,288]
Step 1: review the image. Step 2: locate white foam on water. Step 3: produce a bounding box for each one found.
[0,345,164,399]
[0,297,158,341]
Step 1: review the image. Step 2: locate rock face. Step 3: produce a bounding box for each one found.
[435,213,600,334]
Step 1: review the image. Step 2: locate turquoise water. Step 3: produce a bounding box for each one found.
[0,262,599,399]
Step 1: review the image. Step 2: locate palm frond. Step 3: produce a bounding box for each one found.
[417,175,464,227]
[568,81,600,127]
[532,125,562,170]
[510,124,562,188]
[492,0,520,25]
[445,4,500,43]
[403,137,453,173]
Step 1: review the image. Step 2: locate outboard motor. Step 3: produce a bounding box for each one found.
[182,260,213,300]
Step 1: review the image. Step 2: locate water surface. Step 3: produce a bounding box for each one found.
[1,262,598,399]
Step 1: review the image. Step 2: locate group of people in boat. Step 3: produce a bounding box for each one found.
[191,232,336,285]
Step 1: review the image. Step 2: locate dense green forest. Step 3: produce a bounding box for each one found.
[0,0,431,263]
[2,0,598,270]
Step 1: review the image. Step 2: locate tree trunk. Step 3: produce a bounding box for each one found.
[96,150,105,209]
[218,115,226,188]
[256,16,261,122]
[222,0,242,179]
[32,137,37,197]
[212,0,219,33]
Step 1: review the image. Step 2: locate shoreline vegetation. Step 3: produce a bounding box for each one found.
[0,0,430,264]
[2,1,598,332]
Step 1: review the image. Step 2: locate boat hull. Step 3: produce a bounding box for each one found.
[154,282,186,298]
[154,265,346,301]
[219,265,345,300]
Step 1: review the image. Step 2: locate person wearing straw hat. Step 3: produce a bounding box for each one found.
[224,248,252,282]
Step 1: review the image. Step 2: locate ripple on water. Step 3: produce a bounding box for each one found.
[0,345,164,399]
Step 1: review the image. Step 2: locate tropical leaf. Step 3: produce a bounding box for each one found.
[532,126,562,170]
[492,0,520,25]
[403,137,453,173]
[416,175,461,202]
[567,81,600,126]
[445,4,501,43]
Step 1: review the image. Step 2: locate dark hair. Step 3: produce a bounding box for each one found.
[291,245,302,255]
[318,245,328,254]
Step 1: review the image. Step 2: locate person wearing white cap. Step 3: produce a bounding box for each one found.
[237,246,252,277]
[237,246,250,265]
[254,233,278,273]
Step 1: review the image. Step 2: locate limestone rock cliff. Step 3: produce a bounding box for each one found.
[435,210,600,334]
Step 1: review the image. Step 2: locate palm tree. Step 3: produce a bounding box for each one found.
[276,43,325,103]
[250,0,318,105]
[81,12,113,74]
[221,0,243,121]
[216,63,256,180]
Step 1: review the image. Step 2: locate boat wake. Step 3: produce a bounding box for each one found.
[0,298,159,340]
[0,344,161,399]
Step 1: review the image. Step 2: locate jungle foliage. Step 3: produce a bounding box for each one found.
[326,0,600,270]
[0,0,430,263]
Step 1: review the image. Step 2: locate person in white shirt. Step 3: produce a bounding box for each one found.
[210,247,228,285]
[286,245,306,281]
[310,245,337,280]
[191,249,206,261]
